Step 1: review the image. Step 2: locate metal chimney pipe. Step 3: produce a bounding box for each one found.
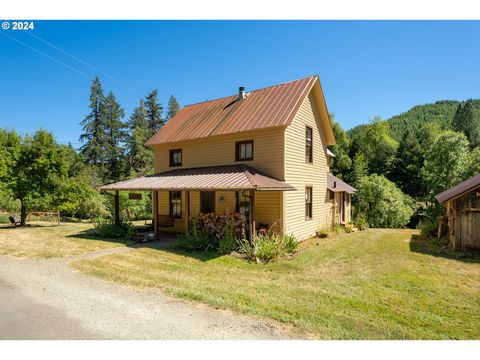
[238,86,246,100]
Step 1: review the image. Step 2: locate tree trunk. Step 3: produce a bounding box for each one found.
[20,201,27,227]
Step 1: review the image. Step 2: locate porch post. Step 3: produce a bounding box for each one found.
[186,191,190,231]
[249,190,255,240]
[114,191,120,226]
[153,190,159,241]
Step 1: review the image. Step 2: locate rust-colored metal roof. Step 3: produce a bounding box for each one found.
[145,76,318,145]
[100,165,295,192]
[435,173,480,203]
[327,173,357,194]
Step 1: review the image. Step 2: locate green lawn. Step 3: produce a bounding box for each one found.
[0,222,129,259]
[71,228,480,339]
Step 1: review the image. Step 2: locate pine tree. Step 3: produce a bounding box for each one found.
[452,101,480,148]
[104,92,126,182]
[145,89,164,139]
[166,95,180,121]
[126,100,152,176]
[391,129,426,198]
[79,76,107,169]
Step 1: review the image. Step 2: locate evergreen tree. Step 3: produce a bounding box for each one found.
[145,89,164,139]
[452,101,480,148]
[391,129,426,198]
[79,76,107,169]
[166,95,180,121]
[126,100,152,176]
[104,92,126,182]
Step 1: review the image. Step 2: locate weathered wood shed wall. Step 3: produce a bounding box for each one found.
[445,187,480,251]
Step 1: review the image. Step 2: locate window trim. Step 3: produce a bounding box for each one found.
[306,126,313,163]
[169,149,182,167]
[305,186,313,220]
[235,140,254,162]
[169,191,182,219]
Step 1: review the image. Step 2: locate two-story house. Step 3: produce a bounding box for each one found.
[101,75,356,240]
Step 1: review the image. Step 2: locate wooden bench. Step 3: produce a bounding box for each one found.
[157,215,175,228]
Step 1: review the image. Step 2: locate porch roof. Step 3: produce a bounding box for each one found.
[99,165,296,192]
[327,173,357,194]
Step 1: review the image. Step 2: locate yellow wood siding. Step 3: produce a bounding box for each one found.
[157,190,187,232]
[153,128,285,180]
[255,191,282,233]
[284,92,331,239]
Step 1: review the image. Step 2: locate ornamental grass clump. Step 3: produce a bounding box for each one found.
[238,233,299,263]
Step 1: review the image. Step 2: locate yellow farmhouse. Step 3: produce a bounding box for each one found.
[101,76,356,240]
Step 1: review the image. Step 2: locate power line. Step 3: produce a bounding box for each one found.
[0,31,92,80]
[26,31,133,91]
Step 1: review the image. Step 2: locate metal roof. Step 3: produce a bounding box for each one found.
[435,173,480,203]
[100,165,295,192]
[327,173,357,194]
[145,76,318,145]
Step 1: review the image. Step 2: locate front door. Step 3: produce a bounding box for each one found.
[200,191,215,214]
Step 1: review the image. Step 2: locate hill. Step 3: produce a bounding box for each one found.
[347,99,480,140]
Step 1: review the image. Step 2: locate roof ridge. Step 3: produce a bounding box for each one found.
[182,75,318,108]
[241,164,259,188]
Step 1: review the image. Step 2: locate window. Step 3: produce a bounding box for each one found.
[169,149,182,167]
[169,191,182,218]
[236,140,253,161]
[305,187,313,219]
[306,126,313,163]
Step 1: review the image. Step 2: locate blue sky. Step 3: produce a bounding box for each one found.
[1,20,479,146]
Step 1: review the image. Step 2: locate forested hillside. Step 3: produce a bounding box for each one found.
[332,98,480,229]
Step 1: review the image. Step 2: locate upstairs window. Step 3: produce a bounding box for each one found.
[169,191,182,218]
[169,149,182,167]
[236,140,253,161]
[306,126,313,163]
[305,187,313,219]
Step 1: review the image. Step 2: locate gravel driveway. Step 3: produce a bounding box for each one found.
[0,250,294,340]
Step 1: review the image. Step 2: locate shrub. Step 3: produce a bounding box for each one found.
[316,227,329,238]
[218,222,238,255]
[344,224,354,233]
[0,214,10,224]
[238,233,298,263]
[354,213,369,230]
[89,217,133,238]
[176,219,213,252]
[196,212,245,244]
[356,174,414,228]
[419,218,439,238]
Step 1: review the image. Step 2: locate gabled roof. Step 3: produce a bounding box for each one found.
[435,173,480,203]
[327,173,357,194]
[99,165,295,192]
[145,75,335,146]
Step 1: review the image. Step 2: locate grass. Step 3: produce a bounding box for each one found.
[71,228,480,339]
[0,221,130,259]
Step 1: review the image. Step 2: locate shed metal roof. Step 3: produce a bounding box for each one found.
[100,165,295,192]
[327,173,357,194]
[145,75,335,146]
[435,173,480,203]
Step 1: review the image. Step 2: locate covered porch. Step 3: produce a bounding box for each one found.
[100,165,295,241]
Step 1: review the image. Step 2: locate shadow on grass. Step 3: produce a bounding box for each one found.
[66,228,132,246]
[409,234,480,264]
[155,245,223,262]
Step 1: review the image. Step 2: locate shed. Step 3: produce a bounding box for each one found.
[435,174,480,252]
